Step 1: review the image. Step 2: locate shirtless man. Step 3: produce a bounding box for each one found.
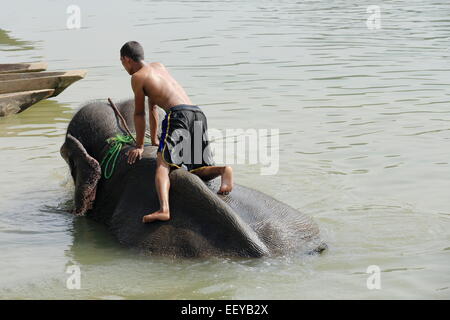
[120,41,233,223]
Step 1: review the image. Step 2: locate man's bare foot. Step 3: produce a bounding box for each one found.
[142,210,170,223]
[218,166,233,195]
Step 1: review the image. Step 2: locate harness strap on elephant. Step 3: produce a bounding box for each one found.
[101,133,153,179]
[100,134,135,179]
[100,98,153,179]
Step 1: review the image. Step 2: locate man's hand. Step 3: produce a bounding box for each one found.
[127,146,144,164]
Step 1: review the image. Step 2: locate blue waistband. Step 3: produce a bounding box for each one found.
[170,104,200,112]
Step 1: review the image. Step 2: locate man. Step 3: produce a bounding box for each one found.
[120,41,233,223]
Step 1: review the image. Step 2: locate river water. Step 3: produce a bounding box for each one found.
[0,0,449,299]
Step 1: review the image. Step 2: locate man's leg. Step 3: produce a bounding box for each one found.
[192,166,233,195]
[143,152,171,223]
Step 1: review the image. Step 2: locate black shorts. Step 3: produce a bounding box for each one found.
[158,104,215,171]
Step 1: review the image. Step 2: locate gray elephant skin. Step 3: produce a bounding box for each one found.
[60,99,326,258]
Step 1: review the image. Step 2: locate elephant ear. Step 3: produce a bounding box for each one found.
[60,134,101,216]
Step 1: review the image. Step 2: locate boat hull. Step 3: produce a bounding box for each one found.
[0,89,55,117]
[0,69,86,116]
[0,62,48,74]
[0,70,87,96]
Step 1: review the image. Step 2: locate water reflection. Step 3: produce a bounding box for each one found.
[0,99,73,137]
[65,216,131,266]
[0,29,34,51]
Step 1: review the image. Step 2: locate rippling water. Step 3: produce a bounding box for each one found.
[0,0,449,299]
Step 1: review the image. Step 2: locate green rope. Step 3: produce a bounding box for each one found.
[100,134,135,179]
[100,133,153,179]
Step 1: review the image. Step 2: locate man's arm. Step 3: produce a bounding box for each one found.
[127,76,146,164]
[149,102,159,146]
[132,76,146,149]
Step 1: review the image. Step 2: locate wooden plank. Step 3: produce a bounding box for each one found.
[0,89,55,116]
[0,70,87,96]
[0,62,48,74]
[0,71,71,81]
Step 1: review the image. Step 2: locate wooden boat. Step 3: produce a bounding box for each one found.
[0,62,47,74]
[0,89,55,116]
[0,70,86,95]
[0,69,86,116]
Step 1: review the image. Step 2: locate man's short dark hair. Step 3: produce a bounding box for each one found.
[120,41,144,62]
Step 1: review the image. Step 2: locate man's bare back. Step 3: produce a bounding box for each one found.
[132,62,192,112]
[122,55,195,156]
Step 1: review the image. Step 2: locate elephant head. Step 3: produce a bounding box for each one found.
[60,133,101,216]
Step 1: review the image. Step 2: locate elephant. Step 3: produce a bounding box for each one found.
[60,99,326,258]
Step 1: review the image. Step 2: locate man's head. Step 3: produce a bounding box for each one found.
[120,41,144,75]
